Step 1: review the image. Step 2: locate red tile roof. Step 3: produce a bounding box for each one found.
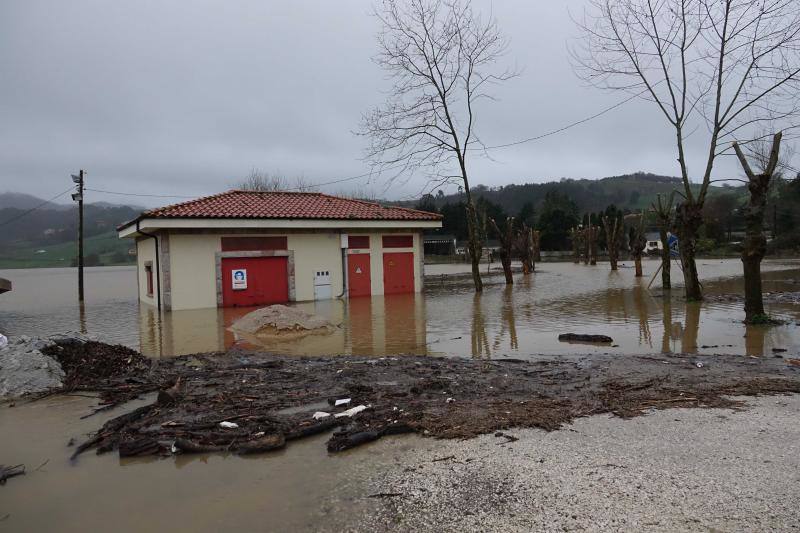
[129,190,442,224]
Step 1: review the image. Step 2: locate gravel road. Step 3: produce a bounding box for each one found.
[328,395,800,532]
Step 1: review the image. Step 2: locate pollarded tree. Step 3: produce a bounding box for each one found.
[603,214,624,270]
[651,192,675,290]
[489,216,516,285]
[361,0,516,292]
[733,132,784,323]
[575,0,800,300]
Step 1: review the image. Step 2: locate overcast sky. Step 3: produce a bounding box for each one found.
[0,0,768,208]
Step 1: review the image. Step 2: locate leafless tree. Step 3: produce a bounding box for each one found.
[361,0,516,292]
[733,131,783,322]
[603,214,624,270]
[627,211,648,277]
[569,226,583,263]
[514,224,535,274]
[575,0,800,300]
[237,168,318,193]
[488,216,515,285]
[651,192,676,289]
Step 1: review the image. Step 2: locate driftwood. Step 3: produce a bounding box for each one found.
[558,333,614,344]
[0,464,25,485]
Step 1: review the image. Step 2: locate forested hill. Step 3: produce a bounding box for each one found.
[0,194,141,268]
[403,172,742,214]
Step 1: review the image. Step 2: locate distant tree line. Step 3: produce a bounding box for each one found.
[418,173,800,254]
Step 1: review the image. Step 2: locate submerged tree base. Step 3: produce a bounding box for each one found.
[47,342,800,461]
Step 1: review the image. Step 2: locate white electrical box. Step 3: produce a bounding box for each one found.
[340,234,348,249]
[314,270,332,300]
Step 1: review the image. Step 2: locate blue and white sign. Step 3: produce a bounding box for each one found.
[668,233,680,258]
[232,269,248,290]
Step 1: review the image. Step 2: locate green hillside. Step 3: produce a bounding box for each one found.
[405,172,746,215]
[0,230,135,269]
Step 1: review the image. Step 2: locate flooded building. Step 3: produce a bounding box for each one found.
[118,190,442,311]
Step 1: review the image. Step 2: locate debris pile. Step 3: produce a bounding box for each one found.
[0,334,75,397]
[63,342,800,460]
[230,305,337,339]
[42,340,155,406]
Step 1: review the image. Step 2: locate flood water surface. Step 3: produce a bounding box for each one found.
[1,259,800,532]
[1,259,799,358]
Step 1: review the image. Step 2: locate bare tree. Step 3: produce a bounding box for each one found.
[361,0,516,292]
[586,224,599,265]
[651,192,675,289]
[603,214,624,270]
[569,226,583,263]
[488,216,515,285]
[733,131,783,323]
[575,0,800,300]
[626,212,648,277]
[514,224,535,274]
[237,168,318,192]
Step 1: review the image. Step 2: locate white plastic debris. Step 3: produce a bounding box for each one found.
[334,405,368,418]
[695,362,704,368]
[446,397,455,403]
[313,411,331,420]
[170,442,178,454]
[254,431,265,437]
[219,421,239,429]
[334,398,351,407]
[0,334,7,348]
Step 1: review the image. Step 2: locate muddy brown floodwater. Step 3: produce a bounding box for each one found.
[1,259,799,358]
[1,258,799,531]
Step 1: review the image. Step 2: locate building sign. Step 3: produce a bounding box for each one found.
[232,269,248,290]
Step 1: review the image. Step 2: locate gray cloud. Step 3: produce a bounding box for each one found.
[0,0,761,207]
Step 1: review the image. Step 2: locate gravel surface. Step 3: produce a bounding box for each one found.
[331,395,800,532]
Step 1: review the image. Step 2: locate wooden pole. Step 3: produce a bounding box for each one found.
[78,169,85,303]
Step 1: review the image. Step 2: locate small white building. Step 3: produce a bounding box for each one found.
[118,191,442,311]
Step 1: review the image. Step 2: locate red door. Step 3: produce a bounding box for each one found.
[383,252,415,294]
[348,253,372,297]
[221,256,289,307]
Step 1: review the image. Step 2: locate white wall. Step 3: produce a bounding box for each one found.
[135,237,158,306]
[287,233,344,301]
[168,233,221,310]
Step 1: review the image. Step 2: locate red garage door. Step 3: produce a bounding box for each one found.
[221,256,289,307]
[348,254,372,297]
[383,252,414,294]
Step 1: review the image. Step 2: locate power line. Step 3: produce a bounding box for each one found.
[84,188,197,199]
[475,89,648,151]
[63,92,647,202]
[0,187,75,228]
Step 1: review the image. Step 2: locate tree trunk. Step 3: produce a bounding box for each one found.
[465,202,483,292]
[570,227,581,263]
[658,227,671,290]
[733,133,781,323]
[589,225,598,265]
[489,217,514,286]
[602,216,621,271]
[675,202,703,301]
[532,230,541,263]
[630,216,646,278]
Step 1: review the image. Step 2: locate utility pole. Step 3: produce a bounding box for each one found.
[71,170,85,303]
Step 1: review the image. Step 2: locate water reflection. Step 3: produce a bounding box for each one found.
[1,261,799,359]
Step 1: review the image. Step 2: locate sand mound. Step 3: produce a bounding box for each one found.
[230,305,337,338]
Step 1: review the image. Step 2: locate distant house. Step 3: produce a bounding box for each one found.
[118,190,442,311]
